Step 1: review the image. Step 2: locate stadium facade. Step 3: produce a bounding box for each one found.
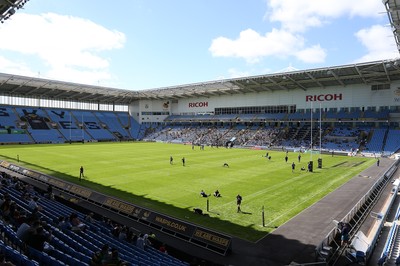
[1,59,400,123]
[1,60,400,156]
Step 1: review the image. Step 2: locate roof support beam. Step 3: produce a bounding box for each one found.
[326,69,345,86]
[305,72,324,88]
[284,75,307,91]
[267,77,288,90]
[354,65,369,84]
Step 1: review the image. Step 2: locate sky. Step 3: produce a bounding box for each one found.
[0,0,398,91]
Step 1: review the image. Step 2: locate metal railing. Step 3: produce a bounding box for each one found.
[315,159,400,264]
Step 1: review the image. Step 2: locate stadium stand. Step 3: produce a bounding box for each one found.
[14,107,65,144]
[70,110,116,141]
[1,104,400,160]
[0,169,190,266]
[364,128,386,154]
[363,109,390,120]
[0,107,140,144]
[383,129,400,155]
[45,109,92,142]
[0,106,32,144]
[116,113,141,139]
[93,111,132,140]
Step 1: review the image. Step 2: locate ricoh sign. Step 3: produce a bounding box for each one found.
[188,102,208,108]
[306,93,342,102]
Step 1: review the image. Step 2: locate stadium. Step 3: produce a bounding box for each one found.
[1,1,400,266]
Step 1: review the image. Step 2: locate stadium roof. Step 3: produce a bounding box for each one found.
[0,74,141,104]
[384,0,400,53]
[1,59,400,104]
[0,0,29,23]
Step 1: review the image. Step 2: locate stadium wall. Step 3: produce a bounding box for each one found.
[130,82,400,123]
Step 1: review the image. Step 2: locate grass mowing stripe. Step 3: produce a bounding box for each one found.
[0,142,375,242]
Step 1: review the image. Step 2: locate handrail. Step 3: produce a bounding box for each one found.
[315,159,400,263]
[378,196,400,264]
[366,181,398,257]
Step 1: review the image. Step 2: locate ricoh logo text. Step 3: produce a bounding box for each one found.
[188,102,208,108]
[306,93,342,102]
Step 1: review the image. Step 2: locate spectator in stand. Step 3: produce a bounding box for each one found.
[57,216,71,231]
[45,185,54,199]
[136,234,145,250]
[16,218,37,241]
[14,181,24,192]
[90,244,111,266]
[159,243,168,254]
[69,212,87,232]
[25,225,53,252]
[28,197,42,212]
[143,234,152,248]
[25,184,35,195]
[131,234,138,246]
[22,191,30,201]
[28,207,42,222]
[100,217,114,231]
[103,248,128,266]
[0,195,11,218]
[118,226,128,241]
[125,229,135,243]
[11,208,24,227]
[7,201,17,221]
[148,231,156,240]
[112,224,122,238]
[84,212,96,224]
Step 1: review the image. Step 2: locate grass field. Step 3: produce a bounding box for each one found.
[0,142,375,241]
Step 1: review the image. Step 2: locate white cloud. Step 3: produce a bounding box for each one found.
[267,0,385,33]
[209,28,327,64]
[210,0,386,65]
[227,68,251,79]
[210,28,306,63]
[295,45,326,63]
[46,66,113,85]
[0,56,37,77]
[0,12,125,85]
[354,24,399,62]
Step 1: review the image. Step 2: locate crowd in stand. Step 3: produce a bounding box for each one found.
[144,124,372,153]
[0,171,184,266]
[143,123,400,155]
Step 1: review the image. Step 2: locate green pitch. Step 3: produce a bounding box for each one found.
[0,142,375,241]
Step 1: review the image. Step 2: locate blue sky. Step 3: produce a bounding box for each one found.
[0,0,398,91]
